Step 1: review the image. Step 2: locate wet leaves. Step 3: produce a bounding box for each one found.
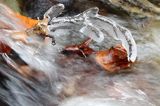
[62,38,94,57]
[95,44,132,73]
[62,38,133,73]
[0,42,11,54]
[11,13,52,44]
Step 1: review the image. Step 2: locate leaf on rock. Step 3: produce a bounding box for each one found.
[95,44,132,73]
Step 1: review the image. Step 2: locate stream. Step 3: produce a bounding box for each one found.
[0,1,160,106]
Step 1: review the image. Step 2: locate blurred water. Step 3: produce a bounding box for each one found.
[0,3,160,106]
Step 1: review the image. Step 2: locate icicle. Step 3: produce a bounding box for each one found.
[47,6,137,62]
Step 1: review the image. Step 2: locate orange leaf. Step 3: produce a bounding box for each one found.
[95,44,131,73]
[15,13,38,28]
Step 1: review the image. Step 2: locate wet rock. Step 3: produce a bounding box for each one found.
[52,0,73,7]
[71,0,108,15]
[4,0,160,20]
[148,0,160,6]
[20,0,74,18]
[22,0,107,16]
[100,0,160,19]
[22,0,54,19]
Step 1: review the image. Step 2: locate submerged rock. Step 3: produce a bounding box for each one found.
[7,0,160,20]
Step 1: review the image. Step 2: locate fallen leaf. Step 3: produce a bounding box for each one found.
[62,38,94,57]
[0,42,11,54]
[15,13,38,28]
[12,13,49,43]
[95,44,132,73]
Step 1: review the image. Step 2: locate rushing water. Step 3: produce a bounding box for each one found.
[0,3,160,106]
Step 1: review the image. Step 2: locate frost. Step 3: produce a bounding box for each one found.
[47,4,137,62]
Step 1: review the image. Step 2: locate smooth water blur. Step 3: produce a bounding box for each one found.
[0,3,160,106]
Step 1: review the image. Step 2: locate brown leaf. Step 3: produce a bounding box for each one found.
[0,42,11,54]
[95,44,132,73]
[62,38,94,57]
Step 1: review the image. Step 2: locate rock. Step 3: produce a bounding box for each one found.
[100,0,160,19]
[22,0,54,19]
[148,0,160,6]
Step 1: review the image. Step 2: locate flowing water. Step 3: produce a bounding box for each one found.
[0,3,160,106]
